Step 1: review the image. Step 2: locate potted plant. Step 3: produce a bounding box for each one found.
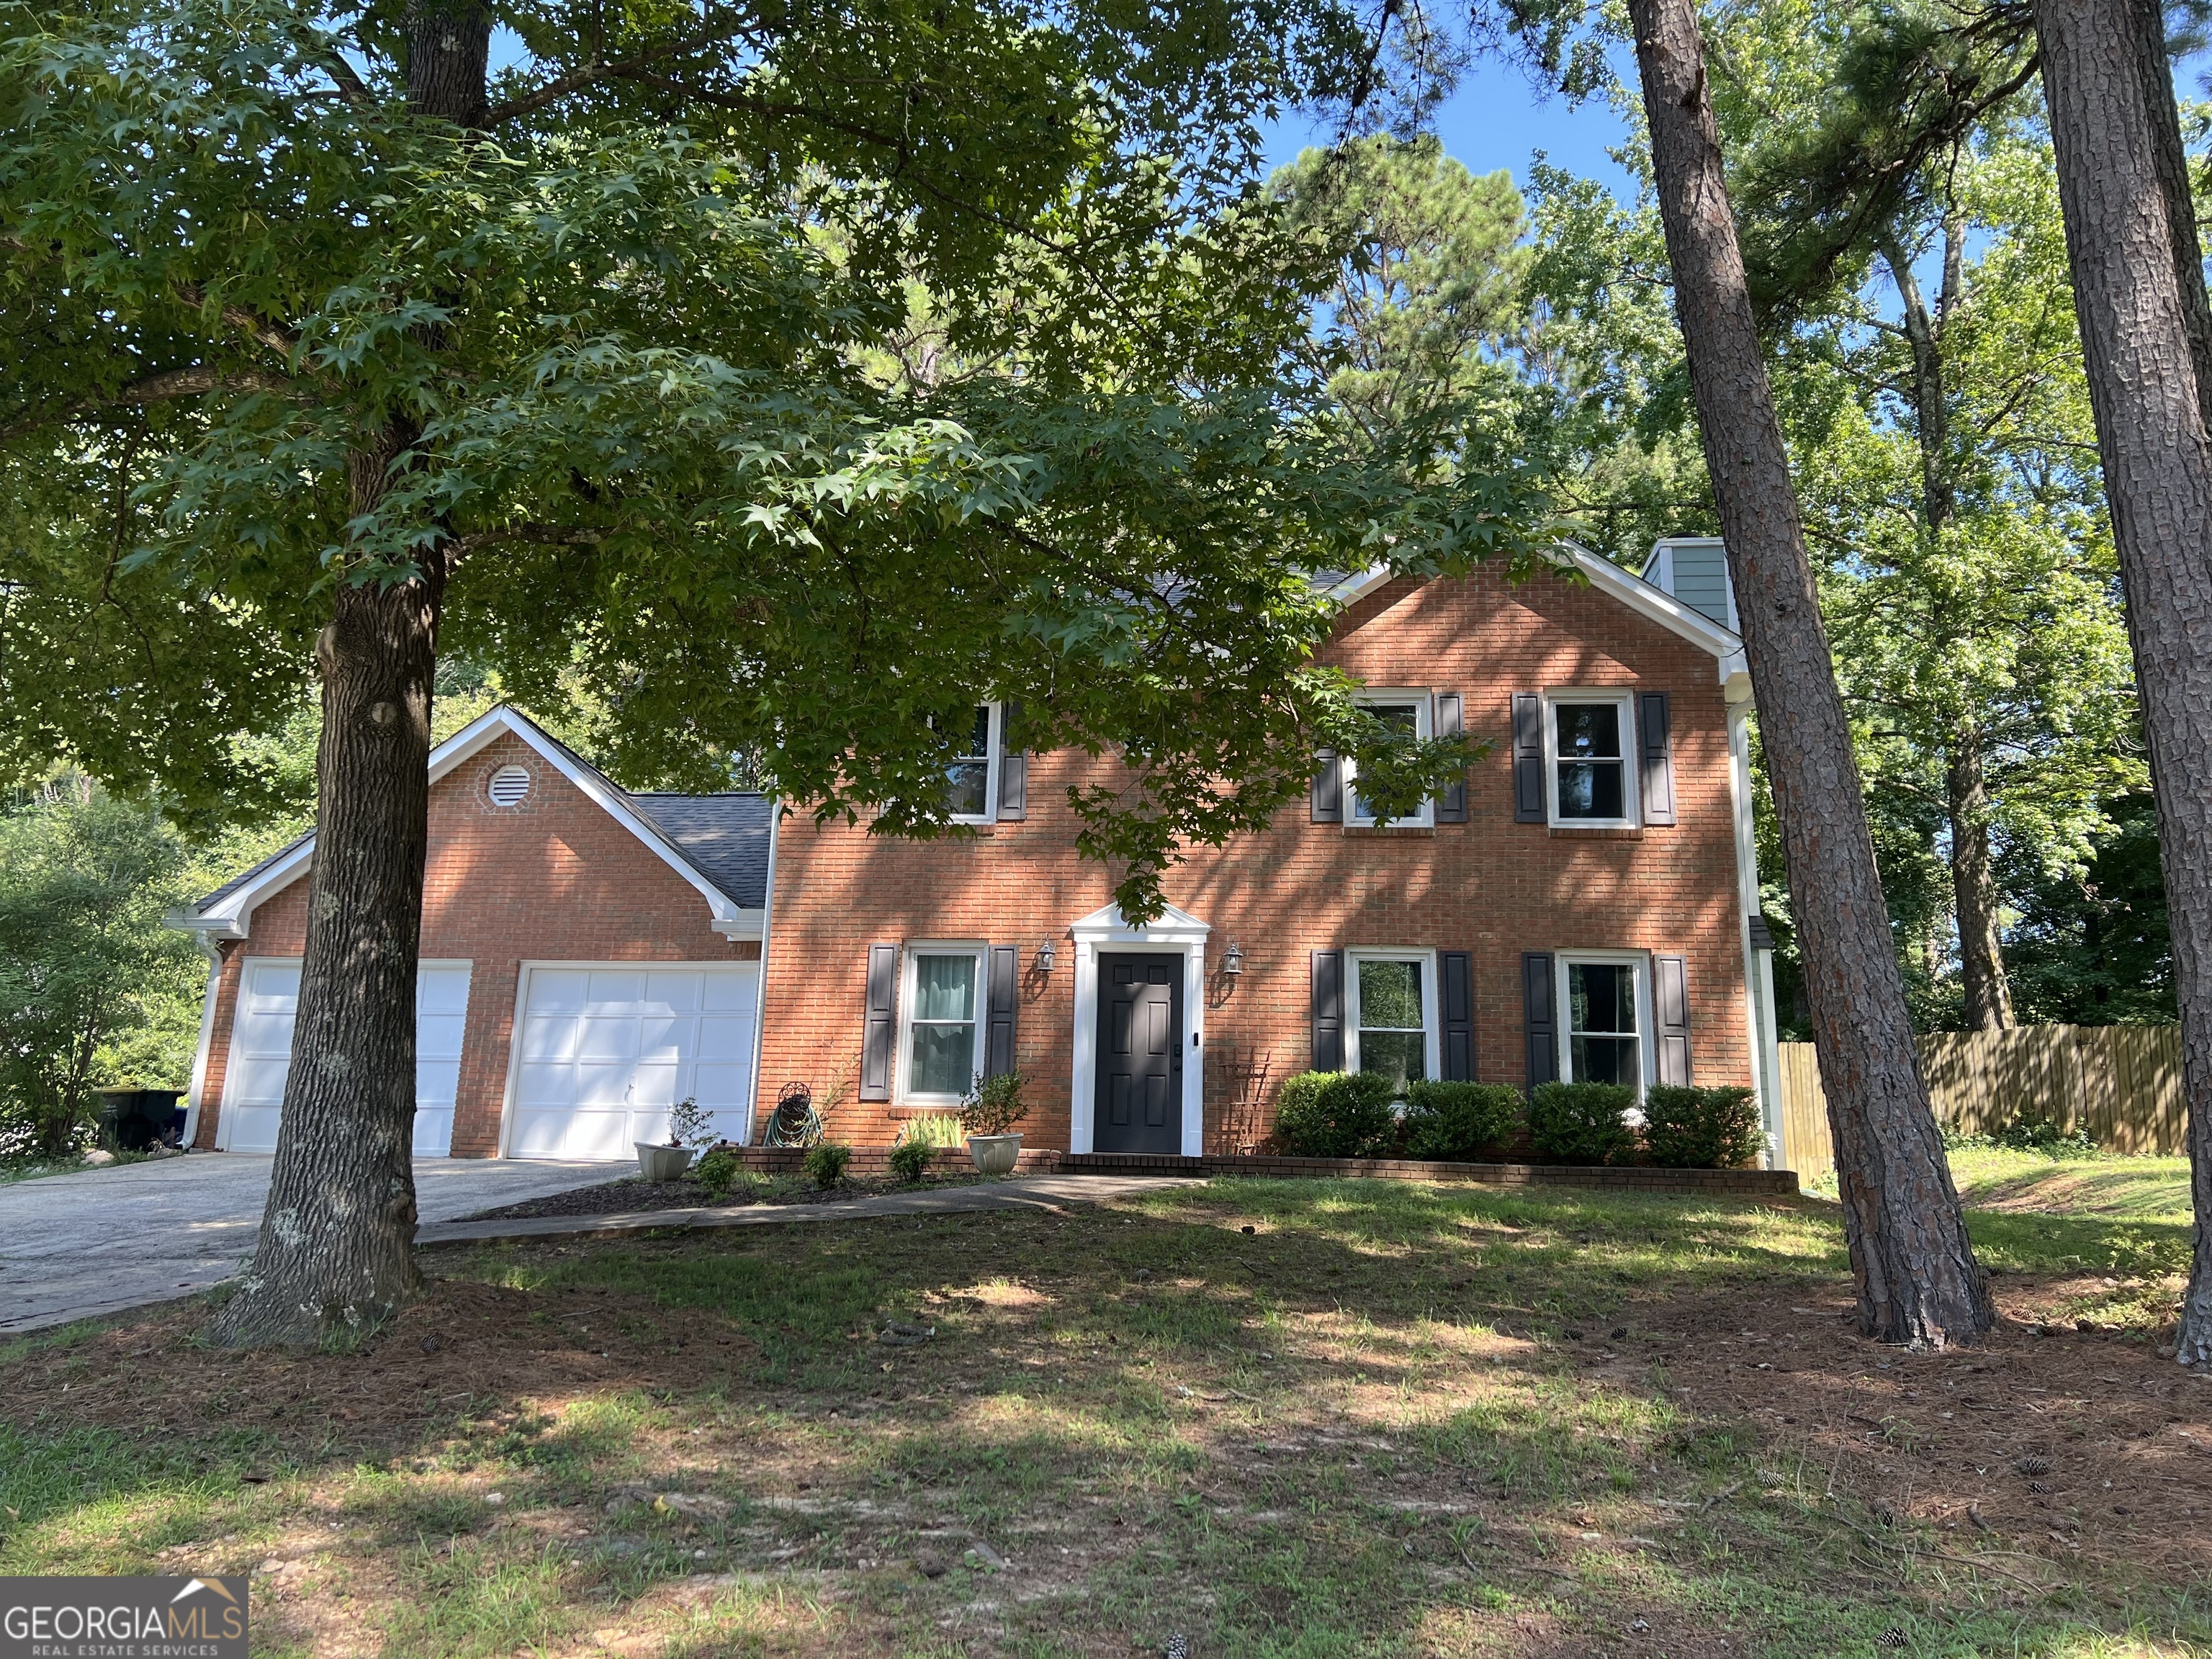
[960,1071,1028,1176]
[638,1096,713,1181]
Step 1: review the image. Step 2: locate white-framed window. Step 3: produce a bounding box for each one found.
[1347,948,1440,1092]
[938,703,1000,823]
[1546,691,1637,827]
[1555,951,1653,1092]
[899,944,987,1103]
[1346,691,1434,828]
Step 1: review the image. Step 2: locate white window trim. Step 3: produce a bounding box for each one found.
[1554,949,1656,1096]
[947,702,1002,827]
[896,941,989,1107]
[1346,947,1442,1087]
[1544,689,1640,830]
[1344,690,1435,829]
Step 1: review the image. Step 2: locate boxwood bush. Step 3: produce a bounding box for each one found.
[1271,1070,1398,1158]
[1527,1081,1637,1165]
[1642,1084,1763,1169]
[1401,1080,1524,1161]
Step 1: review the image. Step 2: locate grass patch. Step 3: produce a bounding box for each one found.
[1,1177,2204,1655]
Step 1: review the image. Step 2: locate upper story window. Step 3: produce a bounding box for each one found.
[1346,693,1434,828]
[1548,693,1636,827]
[943,704,998,822]
[1348,949,1437,1093]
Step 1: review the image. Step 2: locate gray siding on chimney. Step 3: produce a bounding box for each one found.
[1668,542,1733,627]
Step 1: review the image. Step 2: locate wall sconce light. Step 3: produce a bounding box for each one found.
[1222,942,1246,976]
[1035,938,1058,974]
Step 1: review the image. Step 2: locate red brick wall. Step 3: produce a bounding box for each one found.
[192,730,758,1156]
[758,567,1755,1150]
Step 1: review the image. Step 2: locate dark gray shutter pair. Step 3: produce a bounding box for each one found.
[1311,690,1466,823]
[1312,948,1475,1079]
[858,943,1020,1102]
[1512,691,1676,824]
[1519,950,1693,1089]
[997,699,1027,820]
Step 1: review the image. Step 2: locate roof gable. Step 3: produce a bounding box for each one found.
[176,706,770,942]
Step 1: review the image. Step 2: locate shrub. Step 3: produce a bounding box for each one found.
[1271,1070,1398,1158]
[1401,1080,1524,1161]
[693,1144,742,1197]
[1641,1084,1762,1169]
[899,1112,966,1148]
[960,1071,1028,1137]
[1527,1082,1637,1165]
[887,1137,934,1184]
[665,1096,714,1148]
[804,1141,852,1189]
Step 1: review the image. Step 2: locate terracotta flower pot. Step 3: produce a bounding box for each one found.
[967,1133,1022,1177]
[636,1143,696,1182]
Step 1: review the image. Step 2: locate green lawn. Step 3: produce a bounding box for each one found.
[1,1177,2203,1658]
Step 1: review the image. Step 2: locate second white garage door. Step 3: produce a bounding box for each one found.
[506,964,759,1159]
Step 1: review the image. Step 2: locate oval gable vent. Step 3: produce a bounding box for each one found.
[487,764,532,807]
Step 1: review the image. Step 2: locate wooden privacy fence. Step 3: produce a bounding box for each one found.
[1776,1023,2186,1178]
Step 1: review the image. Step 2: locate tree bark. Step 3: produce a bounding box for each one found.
[1946,727,2015,1030]
[205,6,487,1347]
[1627,0,1993,1346]
[2035,0,2212,1367]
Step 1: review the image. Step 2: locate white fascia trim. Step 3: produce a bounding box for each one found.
[1551,541,1743,665]
[176,705,757,942]
[1067,901,1210,1156]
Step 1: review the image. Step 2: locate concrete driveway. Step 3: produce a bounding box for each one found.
[0,1152,609,1335]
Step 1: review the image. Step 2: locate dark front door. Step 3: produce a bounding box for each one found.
[1094,953,1184,1154]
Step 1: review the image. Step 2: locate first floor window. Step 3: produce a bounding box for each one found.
[1351,953,1431,1092]
[905,949,982,1099]
[1565,958,1641,1086]
[1550,696,1630,824]
[941,705,997,820]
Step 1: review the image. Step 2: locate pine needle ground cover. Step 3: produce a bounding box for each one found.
[0,1179,2203,1658]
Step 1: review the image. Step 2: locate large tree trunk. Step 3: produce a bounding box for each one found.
[1627,0,1992,1346]
[1946,729,2015,1030]
[205,4,487,1348]
[207,431,444,1348]
[2035,0,2212,1367]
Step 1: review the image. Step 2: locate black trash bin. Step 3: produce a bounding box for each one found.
[96,1087,187,1151]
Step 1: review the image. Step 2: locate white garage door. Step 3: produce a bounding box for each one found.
[217,958,474,1156]
[508,965,758,1159]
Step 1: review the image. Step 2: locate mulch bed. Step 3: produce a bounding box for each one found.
[459,1172,980,1222]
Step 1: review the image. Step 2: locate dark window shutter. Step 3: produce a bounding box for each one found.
[1511,693,1546,822]
[1310,750,1343,823]
[1522,952,1557,1089]
[1441,950,1474,1080]
[1311,950,1345,1071]
[1639,692,1676,827]
[860,943,899,1101]
[1433,692,1467,822]
[997,699,1027,821]
[984,945,1018,1077]
[1655,953,1692,1085]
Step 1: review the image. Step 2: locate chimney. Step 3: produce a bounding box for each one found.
[1642,537,1737,631]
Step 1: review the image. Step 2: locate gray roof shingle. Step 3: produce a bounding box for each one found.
[624,791,772,909]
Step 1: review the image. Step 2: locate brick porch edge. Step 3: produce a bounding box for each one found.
[726,1145,1799,1197]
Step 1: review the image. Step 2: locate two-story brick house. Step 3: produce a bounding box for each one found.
[176,539,1789,1165]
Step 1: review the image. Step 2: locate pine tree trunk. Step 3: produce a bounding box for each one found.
[204,6,487,1347]
[1627,0,1993,1346]
[1946,729,2015,1031]
[2035,0,2212,1367]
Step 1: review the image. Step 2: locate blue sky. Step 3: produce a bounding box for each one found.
[1262,56,1642,199]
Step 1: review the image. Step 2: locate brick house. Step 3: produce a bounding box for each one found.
[757,539,1785,1161]
[176,539,1789,1164]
